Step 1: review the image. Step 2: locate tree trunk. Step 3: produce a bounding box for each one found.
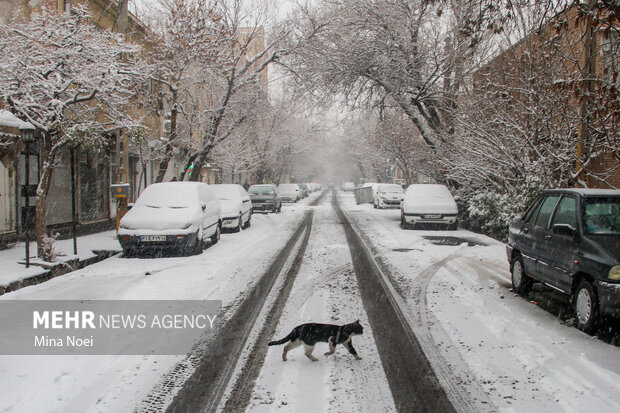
[155,89,179,183]
[35,146,56,261]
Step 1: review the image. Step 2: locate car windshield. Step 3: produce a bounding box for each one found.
[209,185,239,200]
[379,185,403,193]
[583,197,620,235]
[279,184,298,191]
[248,186,274,195]
[135,183,196,208]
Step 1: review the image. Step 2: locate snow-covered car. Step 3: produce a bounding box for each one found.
[208,184,252,232]
[400,184,458,230]
[248,184,282,213]
[341,182,355,192]
[278,183,301,202]
[297,183,309,198]
[373,184,404,209]
[118,182,222,256]
[507,188,620,333]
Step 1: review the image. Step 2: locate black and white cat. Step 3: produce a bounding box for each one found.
[268,320,363,361]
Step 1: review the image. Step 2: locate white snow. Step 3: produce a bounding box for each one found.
[247,197,396,412]
[0,110,35,130]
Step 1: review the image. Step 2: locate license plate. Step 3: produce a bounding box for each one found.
[423,214,441,219]
[139,235,166,242]
[223,220,234,225]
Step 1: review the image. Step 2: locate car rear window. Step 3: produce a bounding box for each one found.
[583,197,620,235]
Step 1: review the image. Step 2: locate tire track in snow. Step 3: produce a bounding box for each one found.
[143,191,327,413]
[334,192,493,413]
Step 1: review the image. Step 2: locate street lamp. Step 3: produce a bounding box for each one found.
[21,128,36,268]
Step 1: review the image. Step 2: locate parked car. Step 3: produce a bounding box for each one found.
[507,188,620,332]
[400,184,458,230]
[278,183,301,202]
[298,183,309,198]
[373,184,404,209]
[208,184,252,232]
[248,184,282,213]
[341,182,355,192]
[118,182,221,256]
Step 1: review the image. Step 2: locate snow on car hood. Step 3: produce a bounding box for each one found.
[119,204,202,231]
[219,199,242,217]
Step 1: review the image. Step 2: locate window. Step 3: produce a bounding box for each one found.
[523,196,543,224]
[583,197,620,235]
[534,195,560,228]
[551,196,576,228]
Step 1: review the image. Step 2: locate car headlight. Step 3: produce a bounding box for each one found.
[609,265,620,281]
[183,222,192,229]
[119,223,134,230]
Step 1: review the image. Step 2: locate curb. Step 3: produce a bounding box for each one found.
[0,250,121,296]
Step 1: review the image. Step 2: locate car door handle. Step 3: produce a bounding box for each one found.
[544,234,552,240]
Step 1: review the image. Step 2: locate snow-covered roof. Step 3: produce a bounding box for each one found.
[548,188,620,196]
[0,110,35,130]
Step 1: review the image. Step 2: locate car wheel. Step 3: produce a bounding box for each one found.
[233,215,242,233]
[191,231,204,255]
[373,202,377,209]
[400,213,410,230]
[245,213,251,228]
[277,203,282,213]
[574,279,598,333]
[211,223,221,244]
[511,255,533,295]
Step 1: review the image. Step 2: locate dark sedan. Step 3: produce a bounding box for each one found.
[248,184,282,213]
[507,188,620,333]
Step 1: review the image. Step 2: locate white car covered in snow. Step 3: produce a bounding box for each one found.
[400,184,458,230]
[208,184,252,232]
[278,183,301,202]
[118,182,222,256]
[373,184,404,209]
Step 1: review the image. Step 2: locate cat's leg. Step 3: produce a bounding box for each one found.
[282,339,302,361]
[343,339,362,360]
[303,344,319,361]
[324,337,336,356]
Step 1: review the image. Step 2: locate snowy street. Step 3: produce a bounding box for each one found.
[1,189,619,413]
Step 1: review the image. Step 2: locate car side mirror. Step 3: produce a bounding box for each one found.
[201,202,206,211]
[552,224,576,237]
[127,202,134,211]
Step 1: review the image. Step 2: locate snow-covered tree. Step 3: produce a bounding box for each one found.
[0,6,144,260]
[146,0,229,183]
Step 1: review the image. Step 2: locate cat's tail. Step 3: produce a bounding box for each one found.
[268,331,294,346]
